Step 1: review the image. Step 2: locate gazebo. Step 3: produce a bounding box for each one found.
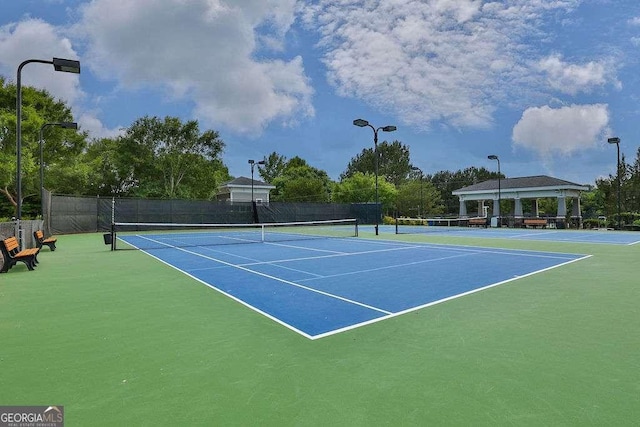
[452,175,590,227]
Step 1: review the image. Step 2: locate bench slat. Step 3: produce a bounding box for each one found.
[34,230,57,251]
[1,237,39,273]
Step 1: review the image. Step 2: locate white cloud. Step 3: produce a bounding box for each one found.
[74,0,312,134]
[537,54,619,95]
[77,112,124,140]
[299,0,581,130]
[0,19,123,140]
[512,104,610,158]
[0,19,83,105]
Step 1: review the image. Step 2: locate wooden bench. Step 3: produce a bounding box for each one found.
[34,230,57,251]
[468,218,487,227]
[0,237,40,273]
[524,218,548,229]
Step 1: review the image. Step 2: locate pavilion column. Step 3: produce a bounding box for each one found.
[477,201,484,217]
[459,198,468,217]
[533,199,539,217]
[514,198,523,217]
[492,198,500,217]
[557,196,567,217]
[572,197,581,217]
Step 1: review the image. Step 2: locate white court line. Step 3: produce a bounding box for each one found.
[507,231,561,239]
[135,235,393,316]
[238,244,424,267]
[190,242,428,278]
[264,241,348,254]
[124,234,593,340]
[310,254,593,340]
[297,252,479,282]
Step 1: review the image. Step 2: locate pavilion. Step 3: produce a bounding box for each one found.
[452,175,590,227]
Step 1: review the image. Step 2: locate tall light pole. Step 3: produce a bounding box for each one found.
[16,57,80,248]
[488,155,501,227]
[353,118,397,235]
[607,137,621,230]
[412,166,423,218]
[248,159,265,202]
[40,122,78,218]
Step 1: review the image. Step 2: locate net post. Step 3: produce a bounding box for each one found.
[110,222,116,251]
[261,224,265,242]
[355,219,358,237]
[395,217,399,234]
[110,198,116,251]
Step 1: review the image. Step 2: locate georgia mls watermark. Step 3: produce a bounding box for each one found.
[0,406,64,427]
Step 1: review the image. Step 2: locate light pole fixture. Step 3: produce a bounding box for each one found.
[16,57,80,249]
[411,166,423,218]
[40,122,78,218]
[248,159,265,203]
[487,155,501,227]
[353,118,397,235]
[607,137,622,230]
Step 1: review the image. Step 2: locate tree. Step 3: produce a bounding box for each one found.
[342,140,413,186]
[87,116,229,199]
[332,172,397,214]
[627,148,640,213]
[395,179,443,217]
[426,167,499,215]
[269,157,332,202]
[0,77,87,217]
[258,152,287,183]
[83,137,136,196]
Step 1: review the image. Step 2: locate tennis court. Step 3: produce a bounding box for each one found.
[392,223,640,245]
[118,227,588,339]
[3,228,640,425]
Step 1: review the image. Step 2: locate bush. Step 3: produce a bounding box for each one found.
[583,219,603,229]
[383,216,396,225]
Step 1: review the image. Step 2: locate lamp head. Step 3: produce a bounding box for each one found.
[60,122,78,129]
[353,119,369,127]
[248,159,255,165]
[487,155,498,160]
[381,125,397,132]
[53,58,81,74]
[257,160,266,165]
[607,137,620,145]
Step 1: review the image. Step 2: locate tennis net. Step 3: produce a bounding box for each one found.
[111,218,358,250]
[395,217,480,234]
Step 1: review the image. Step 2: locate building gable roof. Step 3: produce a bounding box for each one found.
[453,175,589,193]
[221,176,274,188]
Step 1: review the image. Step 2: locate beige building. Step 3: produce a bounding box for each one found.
[216,177,275,203]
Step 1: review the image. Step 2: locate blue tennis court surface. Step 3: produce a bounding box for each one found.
[120,235,589,339]
[390,225,640,245]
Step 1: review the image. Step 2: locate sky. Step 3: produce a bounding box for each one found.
[2,0,640,186]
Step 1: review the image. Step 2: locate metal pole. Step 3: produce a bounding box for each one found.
[40,127,44,219]
[374,129,379,236]
[16,58,81,249]
[608,138,622,230]
[39,124,54,220]
[17,60,57,249]
[497,158,501,228]
[251,163,255,202]
[419,171,423,218]
[353,119,396,235]
[617,142,621,230]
